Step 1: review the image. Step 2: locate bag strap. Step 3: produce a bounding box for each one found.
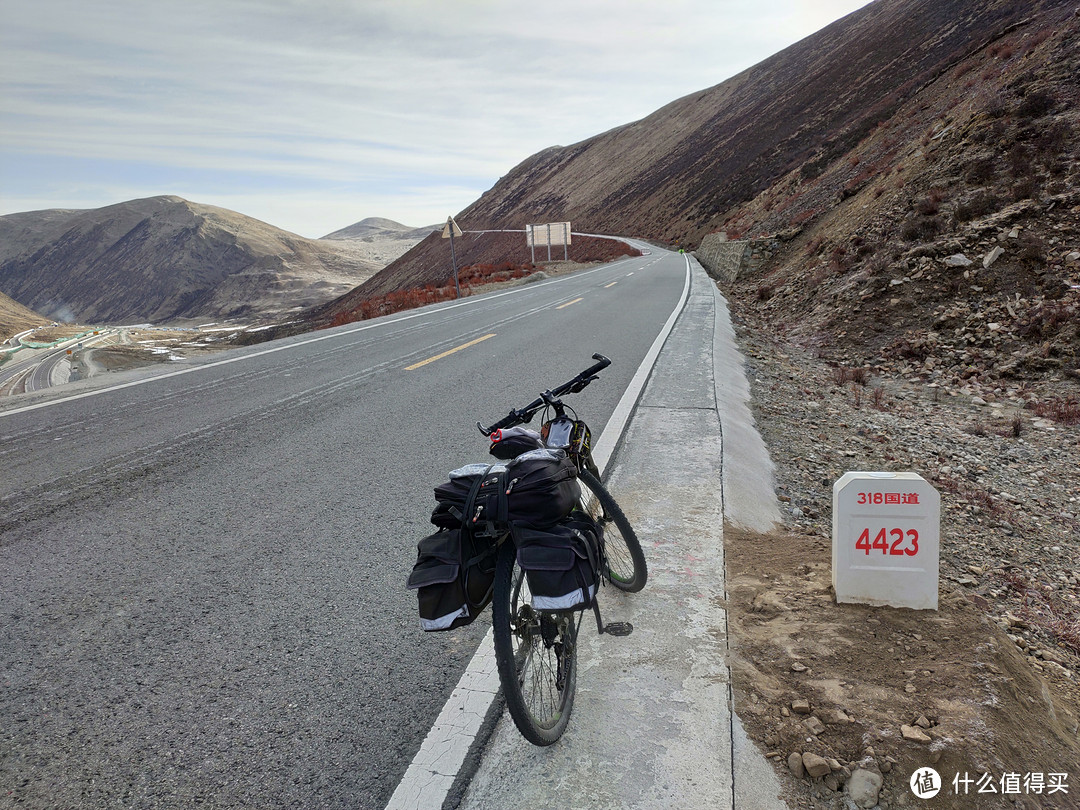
[464,543,497,570]
[461,466,503,572]
[462,464,509,539]
[460,469,488,528]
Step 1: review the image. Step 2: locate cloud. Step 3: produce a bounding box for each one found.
[1,0,872,235]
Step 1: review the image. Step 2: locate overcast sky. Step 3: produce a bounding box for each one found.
[1,0,870,238]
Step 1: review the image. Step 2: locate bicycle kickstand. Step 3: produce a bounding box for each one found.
[592,602,633,637]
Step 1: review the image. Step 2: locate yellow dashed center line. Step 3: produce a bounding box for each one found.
[405,333,496,370]
[556,297,584,310]
[604,282,618,288]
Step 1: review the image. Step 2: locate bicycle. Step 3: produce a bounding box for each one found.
[476,353,648,745]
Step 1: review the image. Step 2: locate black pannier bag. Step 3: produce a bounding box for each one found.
[409,464,504,632]
[431,450,580,530]
[407,528,497,631]
[513,514,602,611]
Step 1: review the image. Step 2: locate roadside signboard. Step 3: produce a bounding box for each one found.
[832,472,940,610]
[526,222,571,262]
[525,222,571,247]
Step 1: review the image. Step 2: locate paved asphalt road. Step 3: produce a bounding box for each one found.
[0,331,115,395]
[0,250,686,809]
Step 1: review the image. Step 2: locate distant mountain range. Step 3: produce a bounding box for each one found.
[0,197,414,329]
[4,0,1076,389]
[321,217,438,241]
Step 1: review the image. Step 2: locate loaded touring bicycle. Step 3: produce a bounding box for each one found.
[408,354,647,744]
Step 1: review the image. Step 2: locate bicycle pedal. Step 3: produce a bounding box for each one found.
[603,621,633,637]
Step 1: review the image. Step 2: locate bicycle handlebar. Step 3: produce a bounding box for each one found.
[476,354,611,435]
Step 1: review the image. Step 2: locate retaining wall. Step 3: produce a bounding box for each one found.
[694,233,784,284]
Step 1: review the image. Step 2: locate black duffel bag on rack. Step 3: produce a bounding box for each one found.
[431,449,580,531]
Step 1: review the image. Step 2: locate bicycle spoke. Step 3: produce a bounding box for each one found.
[513,613,572,729]
[580,488,633,583]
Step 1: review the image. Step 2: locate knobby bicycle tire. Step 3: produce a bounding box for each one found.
[577,469,648,592]
[491,540,581,746]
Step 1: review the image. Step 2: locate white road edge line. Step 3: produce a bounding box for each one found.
[383,253,692,810]
[0,256,637,420]
[591,254,691,475]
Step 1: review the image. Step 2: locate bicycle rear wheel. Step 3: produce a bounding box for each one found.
[491,540,580,746]
[578,469,647,592]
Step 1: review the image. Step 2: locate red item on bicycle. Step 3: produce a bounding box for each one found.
[488,427,544,459]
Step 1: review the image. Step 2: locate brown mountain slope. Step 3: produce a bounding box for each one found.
[0,291,48,339]
[0,208,85,265]
[0,196,381,324]
[715,0,1079,398]
[453,0,1054,247]
[362,0,1076,397]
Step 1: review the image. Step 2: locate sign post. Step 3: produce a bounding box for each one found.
[442,216,463,298]
[832,472,940,610]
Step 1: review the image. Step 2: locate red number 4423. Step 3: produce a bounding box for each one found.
[855,527,919,557]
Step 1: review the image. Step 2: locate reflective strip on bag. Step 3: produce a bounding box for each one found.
[531,584,596,611]
[419,604,469,631]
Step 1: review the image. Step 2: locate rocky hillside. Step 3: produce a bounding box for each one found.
[716,0,1079,406]
[359,0,1076,406]
[0,196,381,324]
[368,0,1075,346]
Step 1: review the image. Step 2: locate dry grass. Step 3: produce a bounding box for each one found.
[832,365,870,386]
[999,569,1080,657]
[1028,396,1080,425]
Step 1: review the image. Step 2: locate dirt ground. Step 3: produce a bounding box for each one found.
[722,316,1080,809]
[727,526,1079,809]
[72,326,255,376]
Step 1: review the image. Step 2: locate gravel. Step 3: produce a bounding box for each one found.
[730,303,1080,700]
